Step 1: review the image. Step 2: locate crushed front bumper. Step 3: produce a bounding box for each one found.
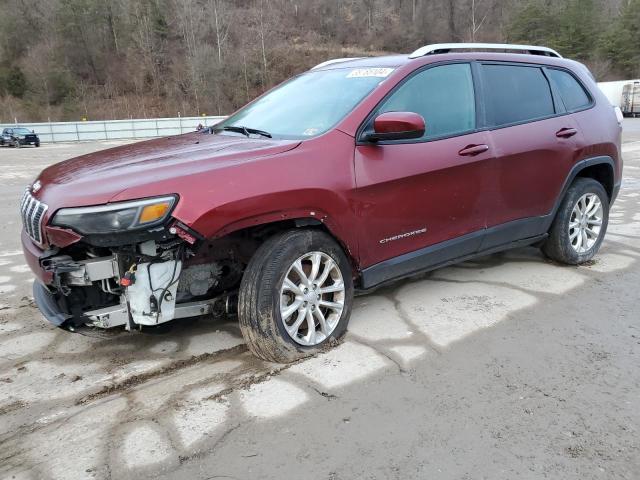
[33,279,223,330]
[21,230,53,284]
[22,225,233,331]
[32,281,72,327]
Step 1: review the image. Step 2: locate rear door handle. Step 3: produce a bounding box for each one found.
[556,127,577,138]
[458,144,489,156]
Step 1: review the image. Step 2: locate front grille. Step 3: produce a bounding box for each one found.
[20,189,48,244]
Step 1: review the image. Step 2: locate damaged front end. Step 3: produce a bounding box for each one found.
[23,192,245,331]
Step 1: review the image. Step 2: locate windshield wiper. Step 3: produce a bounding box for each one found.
[220,125,272,138]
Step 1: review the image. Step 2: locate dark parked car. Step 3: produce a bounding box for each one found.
[1,127,40,147]
[21,43,622,363]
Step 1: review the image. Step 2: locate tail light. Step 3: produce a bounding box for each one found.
[614,106,624,127]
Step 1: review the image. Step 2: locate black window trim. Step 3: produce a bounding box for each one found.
[476,61,596,132]
[356,60,482,146]
[542,66,595,114]
[356,59,597,145]
[541,67,566,115]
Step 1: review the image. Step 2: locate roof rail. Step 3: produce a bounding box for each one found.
[409,43,562,59]
[311,57,364,70]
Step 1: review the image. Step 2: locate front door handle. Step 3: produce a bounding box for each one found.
[458,144,489,156]
[556,127,577,138]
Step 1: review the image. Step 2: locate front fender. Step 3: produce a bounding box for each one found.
[182,188,359,262]
[167,130,359,263]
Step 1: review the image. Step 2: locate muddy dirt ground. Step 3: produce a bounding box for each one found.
[1,121,639,480]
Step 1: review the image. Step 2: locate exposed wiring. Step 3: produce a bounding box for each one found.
[116,243,186,324]
[154,244,185,323]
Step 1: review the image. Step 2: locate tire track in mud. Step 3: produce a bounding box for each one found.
[0,335,344,478]
[75,345,249,405]
[0,347,250,445]
[0,331,334,455]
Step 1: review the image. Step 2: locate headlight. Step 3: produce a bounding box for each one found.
[51,196,177,235]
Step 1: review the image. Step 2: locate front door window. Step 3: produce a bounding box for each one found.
[375,63,476,141]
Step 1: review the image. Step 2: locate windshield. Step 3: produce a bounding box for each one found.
[13,128,32,134]
[215,67,394,139]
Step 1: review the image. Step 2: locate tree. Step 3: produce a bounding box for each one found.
[0,0,633,122]
[553,0,600,61]
[468,0,493,42]
[600,0,640,77]
[0,67,27,98]
[210,0,233,64]
[505,2,558,46]
[129,0,169,98]
[506,0,603,62]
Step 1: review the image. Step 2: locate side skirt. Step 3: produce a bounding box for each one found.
[358,216,550,292]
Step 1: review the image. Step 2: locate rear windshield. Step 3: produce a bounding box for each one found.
[215,67,394,139]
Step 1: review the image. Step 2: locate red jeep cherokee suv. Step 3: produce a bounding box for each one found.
[21,43,622,362]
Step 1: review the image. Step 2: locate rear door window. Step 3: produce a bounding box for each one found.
[546,68,591,112]
[481,64,555,127]
[376,63,476,140]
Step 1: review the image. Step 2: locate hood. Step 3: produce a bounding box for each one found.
[35,132,300,209]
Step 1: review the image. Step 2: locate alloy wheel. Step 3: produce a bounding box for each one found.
[568,193,603,254]
[279,251,345,346]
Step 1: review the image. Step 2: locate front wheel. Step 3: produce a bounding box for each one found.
[13,140,20,148]
[238,229,353,363]
[542,177,609,264]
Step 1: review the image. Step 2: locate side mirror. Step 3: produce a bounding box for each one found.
[364,111,426,142]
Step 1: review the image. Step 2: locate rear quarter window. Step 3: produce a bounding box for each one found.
[481,64,555,127]
[546,68,591,111]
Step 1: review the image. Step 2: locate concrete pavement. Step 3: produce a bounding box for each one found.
[1,121,639,480]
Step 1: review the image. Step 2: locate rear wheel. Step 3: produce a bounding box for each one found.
[238,229,353,363]
[542,177,609,264]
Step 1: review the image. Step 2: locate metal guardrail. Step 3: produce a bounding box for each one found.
[0,116,226,143]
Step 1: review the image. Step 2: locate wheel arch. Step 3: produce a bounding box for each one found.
[558,156,615,205]
[176,184,362,289]
[544,155,615,231]
[574,160,614,200]
[195,212,360,274]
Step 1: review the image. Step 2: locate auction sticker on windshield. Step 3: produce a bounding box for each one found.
[346,68,394,78]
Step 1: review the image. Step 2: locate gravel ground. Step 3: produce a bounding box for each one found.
[1,120,639,480]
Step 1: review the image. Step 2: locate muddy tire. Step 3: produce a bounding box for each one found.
[542,177,609,265]
[238,229,353,363]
